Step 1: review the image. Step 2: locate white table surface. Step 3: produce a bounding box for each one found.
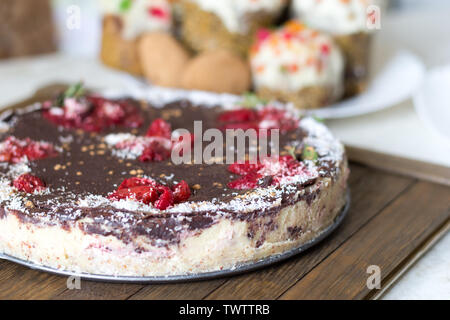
[0,8,448,300]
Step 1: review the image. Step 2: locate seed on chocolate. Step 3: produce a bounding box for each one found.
[136,169,144,174]
[81,146,88,152]
[108,170,114,175]
[75,181,80,185]
[130,170,137,175]
[89,151,95,156]
[66,162,72,166]
[159,174,166,178]
[88,145,95,150]
[54,164,61,171]
[25,200,34,208]
[78,161,84,165]
[76,171,82,176]
[98,143,106,149]
[192,184,201,190]
[97,150,105,155]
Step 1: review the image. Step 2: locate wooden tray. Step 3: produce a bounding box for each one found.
[0,86,449,300]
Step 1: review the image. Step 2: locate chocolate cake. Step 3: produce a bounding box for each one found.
[0,84,348,276]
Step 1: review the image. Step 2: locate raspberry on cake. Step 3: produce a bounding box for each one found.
[180,0,289,57]
[42,83,143,132]
[291,0,379,96]
[250,21,344,110]
[0,136,58,163]
[0,85,349,277]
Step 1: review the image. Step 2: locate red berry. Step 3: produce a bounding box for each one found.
[13,174,46,193]
[218,109,257,123]
[217,107,298,135]
[227,172,261,190]
[228,162,262,175]
[118,177,156,190]
[221,122,259,131]
[146,118,172,139]
[110,177,189,210]
[256,28,271,43]
[172,180,191,203]
[148,6,168,19]
[139,140,171,162]
[227,155,311,190]
[43,95,143,132]
[154,186,174,210]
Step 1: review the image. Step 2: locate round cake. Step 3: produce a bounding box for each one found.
[291,0,379,96]
[250,21,344,110]
[180,0,288,57]
[0,84,349,277]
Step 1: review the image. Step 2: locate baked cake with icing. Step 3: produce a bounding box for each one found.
[250,21,344,110]
[0,84,348,276]
[180,0,288,57]
[100,0,173,75]
[291,0,379,96]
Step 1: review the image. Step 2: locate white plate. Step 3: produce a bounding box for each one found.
[413,65,450,146]
[308,51,426,119]
[122,51,425,120]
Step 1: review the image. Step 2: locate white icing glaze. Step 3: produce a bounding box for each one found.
[250,23,344,94]
[292,0,377,35]
[188,0,287,33]
[100,0,172,39]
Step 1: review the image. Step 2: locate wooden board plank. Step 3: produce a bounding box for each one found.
[129,279,227,300]
[55,282,143,300]
[203,166,415,300]
[347,146,450,187]
[279,181,450,300]
[372,220,450,300]
[0,262,67,300]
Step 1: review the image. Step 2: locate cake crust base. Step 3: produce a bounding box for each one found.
[0,164,348,277]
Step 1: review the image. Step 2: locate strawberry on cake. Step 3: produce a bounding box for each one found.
[0,84,348,277]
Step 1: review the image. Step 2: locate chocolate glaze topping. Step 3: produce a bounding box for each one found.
[0,92,343,246]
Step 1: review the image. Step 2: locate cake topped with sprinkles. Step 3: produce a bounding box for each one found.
[0,84,348,277]
[250,21,344,110]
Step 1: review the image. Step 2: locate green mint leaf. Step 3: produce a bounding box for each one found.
[241,92,267,109]
[56,81,85,108]
[119,0,132,12]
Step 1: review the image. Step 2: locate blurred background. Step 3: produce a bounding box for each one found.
[0,0,449,299]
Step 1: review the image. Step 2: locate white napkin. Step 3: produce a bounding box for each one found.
[413,65,450,146]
